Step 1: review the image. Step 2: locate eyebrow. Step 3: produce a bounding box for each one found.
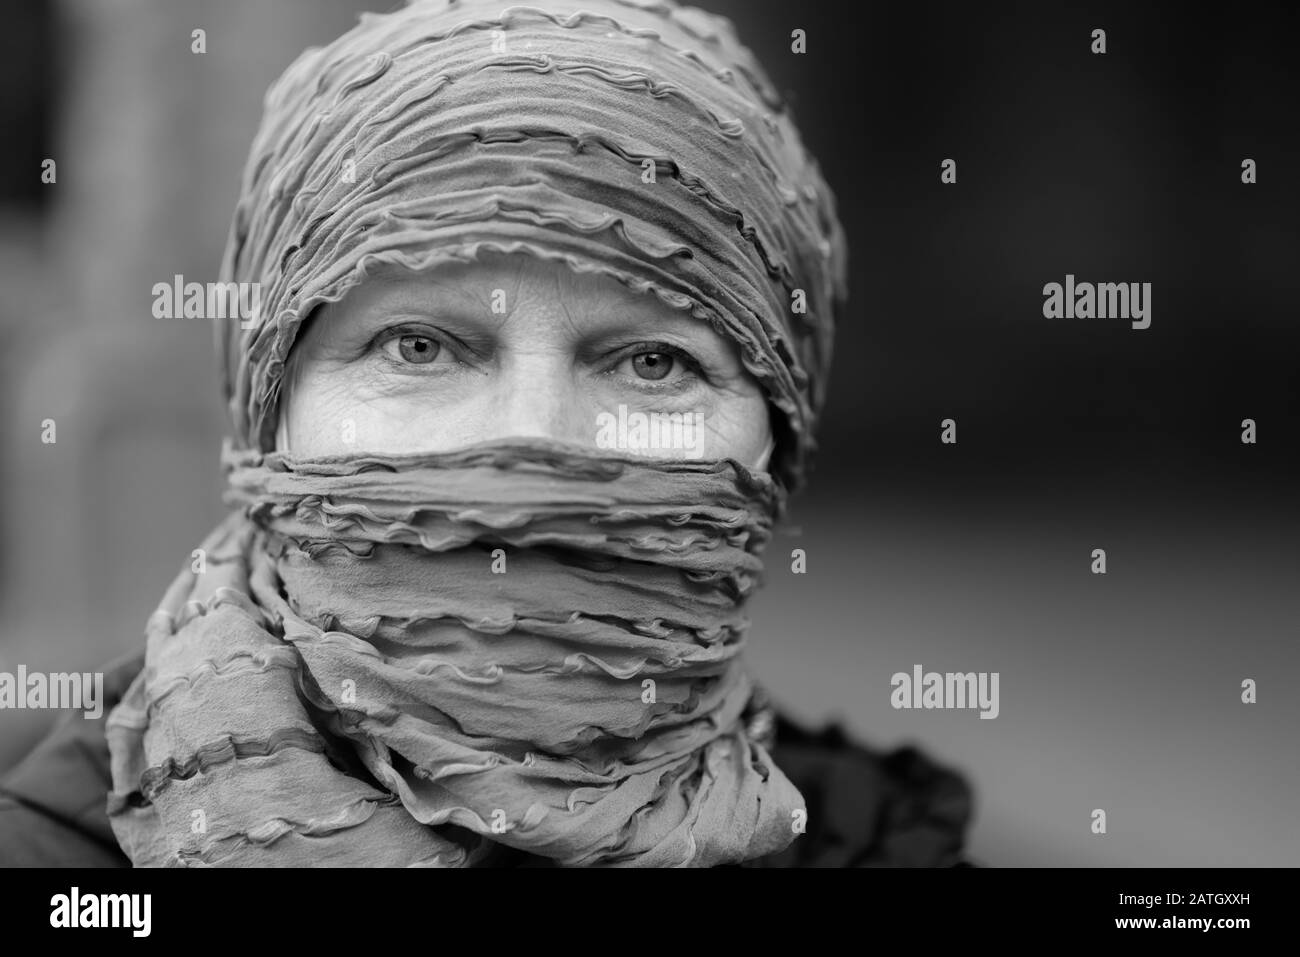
[325,260,745,362]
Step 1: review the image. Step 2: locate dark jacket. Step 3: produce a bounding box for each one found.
[0,650,976,867]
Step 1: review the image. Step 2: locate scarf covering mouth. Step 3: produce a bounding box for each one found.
[106,0,848,866]
[105,441,804,866]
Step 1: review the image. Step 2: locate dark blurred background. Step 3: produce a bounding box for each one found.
[1,0,1296,866]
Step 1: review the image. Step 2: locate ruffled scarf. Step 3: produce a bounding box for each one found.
[105,441,805,866]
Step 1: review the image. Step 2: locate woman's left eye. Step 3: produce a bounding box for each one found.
[630,351,674,380]
[613,345,697,387]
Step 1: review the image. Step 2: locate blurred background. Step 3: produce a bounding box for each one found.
[1,0,1296,866]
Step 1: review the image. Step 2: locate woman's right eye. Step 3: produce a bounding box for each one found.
[375,328,454,368]
[395,334,440,364]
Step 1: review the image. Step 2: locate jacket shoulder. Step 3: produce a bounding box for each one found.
[0,657,979,867]
[742,711,977,867]
[0,649,143,866]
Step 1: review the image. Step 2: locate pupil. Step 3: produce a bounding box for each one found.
[399,335,438,363]
[635,352,671,380]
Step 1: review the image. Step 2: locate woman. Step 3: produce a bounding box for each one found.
[0,0,973,866]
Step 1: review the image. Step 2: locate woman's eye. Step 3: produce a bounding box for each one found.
[630,351,674,381]
[607,344,702,391]
[382,333,443,365]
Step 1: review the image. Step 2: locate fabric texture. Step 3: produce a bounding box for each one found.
[1,647,977,867]
[106,442,807,866]
[94,0,914,867]
[216,0,848,489]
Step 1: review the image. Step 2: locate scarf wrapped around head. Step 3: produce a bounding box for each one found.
[106,0,849,866]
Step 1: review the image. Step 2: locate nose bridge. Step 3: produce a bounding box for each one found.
[485,351,586,444]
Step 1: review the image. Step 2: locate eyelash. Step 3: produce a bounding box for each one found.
[603,341,705,394]
[371,324,466,370]
[368,325,707,392]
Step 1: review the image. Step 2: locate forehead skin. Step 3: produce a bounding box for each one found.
[279,250,774,467]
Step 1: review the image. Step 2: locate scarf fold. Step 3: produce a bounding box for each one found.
[106,441,805,866]
[216,0,848,490]
[106,0,849,867]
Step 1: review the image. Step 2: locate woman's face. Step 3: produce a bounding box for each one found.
[278,250,774,467]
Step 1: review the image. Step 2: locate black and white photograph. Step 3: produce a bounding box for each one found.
[0,0,1294,933]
